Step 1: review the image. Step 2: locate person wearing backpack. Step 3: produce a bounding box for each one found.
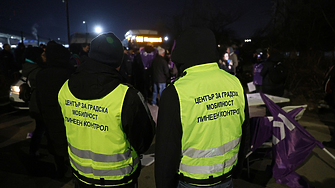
[260,48,287,97]
[21,47,47,159]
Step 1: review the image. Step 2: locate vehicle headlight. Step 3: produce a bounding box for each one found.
[11,86,20,93]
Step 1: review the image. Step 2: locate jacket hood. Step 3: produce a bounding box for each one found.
[68,58,122,100]
[171,27,218,72]
[227,47,234,54]
[46,42,71,68]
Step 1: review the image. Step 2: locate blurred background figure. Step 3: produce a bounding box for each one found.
[227,46,238,75]
[252,50,265,93]
[69,43,82,69]
[119,47,133,84]
[218,52,229,72]
[151,47,169,106]
[21,46,47,159]
[134,44,157,103]
[36,41,74,178]
[79,43,90,61]
[260,48,287,97]
[0,44,15,88]
[14,43,26,72]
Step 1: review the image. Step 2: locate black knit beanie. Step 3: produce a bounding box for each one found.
[88,33,124,68]
[171,27,218,72]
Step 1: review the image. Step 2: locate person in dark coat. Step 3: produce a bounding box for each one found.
[59,33,155,187]
[135,45,157,103]
[69,43,82,69]
[252,52,265,93]
[79,43,89,62]
[155,27,250,188]
[0,44,15,87]
[14,42,26,71]
[36,42,75,177]
[132,49,145,92]
[151,47,169,106]
[119,47,133,84]
[21,47,47,158]
[260,48,286,97]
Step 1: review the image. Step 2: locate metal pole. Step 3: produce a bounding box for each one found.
[64,0,70,44]
[322,148,335,160]
[86,22,88,44]
[20,31,24,44]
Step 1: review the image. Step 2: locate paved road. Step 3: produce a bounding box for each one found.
[0,103,334,188]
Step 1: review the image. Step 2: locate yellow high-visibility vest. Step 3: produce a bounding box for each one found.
[58,81,138,187]
[174,63,245,186]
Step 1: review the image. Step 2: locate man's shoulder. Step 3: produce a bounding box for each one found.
[123,84,141,96]
[157,56,168,63]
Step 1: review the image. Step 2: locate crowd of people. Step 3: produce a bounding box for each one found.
[0,27,250,188]
[4,25,334,188]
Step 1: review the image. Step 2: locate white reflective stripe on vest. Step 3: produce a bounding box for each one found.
[68,142,131,162]
[179,153,238,174]
[70,156,139,176]
[182,137,241,158]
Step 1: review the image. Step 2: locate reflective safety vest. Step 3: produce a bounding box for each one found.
[58,81,139,187]
[174,63,245,186]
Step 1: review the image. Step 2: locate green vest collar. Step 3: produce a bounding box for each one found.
[183,62,218,74]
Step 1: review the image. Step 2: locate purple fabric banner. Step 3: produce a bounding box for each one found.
[250,107,304,152]
[259,92,324,188]
[250,116,272,152]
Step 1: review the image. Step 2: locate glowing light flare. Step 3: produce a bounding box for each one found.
[11,86,20,93]
[136,36,144,42]
[95,26,102,33]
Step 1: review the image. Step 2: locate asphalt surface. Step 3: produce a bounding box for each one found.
[0,102,335,188]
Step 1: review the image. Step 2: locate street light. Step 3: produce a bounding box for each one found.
[95,26,102,34]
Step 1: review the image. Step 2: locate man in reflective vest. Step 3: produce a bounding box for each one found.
[155,27,250,188]
[58,33,155,188]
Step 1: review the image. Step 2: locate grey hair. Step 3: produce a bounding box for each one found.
[158,48,165,55]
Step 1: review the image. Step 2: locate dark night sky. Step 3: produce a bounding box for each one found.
[0,0,272,43]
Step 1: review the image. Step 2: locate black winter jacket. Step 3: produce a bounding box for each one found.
[155,27,250,188]
[260,59,285,97]
[22,61,43,119]
[36,60,75,157]
[67,58,155,155]
[152,55,170,83]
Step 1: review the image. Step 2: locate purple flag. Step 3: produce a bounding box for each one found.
[260,92,324,188]
[250,107,305,152]
[250,116,272,152]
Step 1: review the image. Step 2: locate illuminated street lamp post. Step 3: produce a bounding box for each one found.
[83,21,88,43]
[62,0,70,44]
